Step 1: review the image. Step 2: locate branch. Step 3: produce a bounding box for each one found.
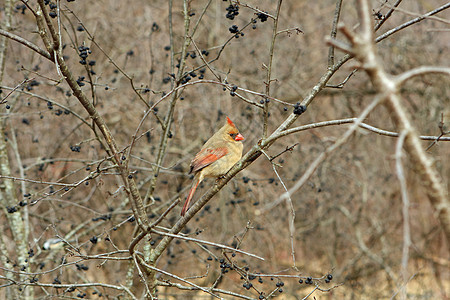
[395,66,450,86]
[374,0,403,31]
[263,0,283,138]
[328,0,344,67]
[331,0,450,241]
[135,255,221,299]
[0,29,52,61]
[280,118,450,141]
[274,97,381,208]
[151,229,264,261]
[33,0,149,230]
[375,2,450,43]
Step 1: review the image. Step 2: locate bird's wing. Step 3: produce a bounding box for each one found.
[190,147,228,173]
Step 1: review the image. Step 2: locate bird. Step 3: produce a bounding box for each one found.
[181,116,244,216]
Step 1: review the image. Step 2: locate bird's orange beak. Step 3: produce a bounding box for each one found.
[235,133,244,141]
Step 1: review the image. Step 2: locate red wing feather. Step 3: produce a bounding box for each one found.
[190,147,228,173]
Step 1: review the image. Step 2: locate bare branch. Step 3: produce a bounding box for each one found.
[152,229,264,261]
[0,29,52,61]
[375,2,450,43]
[395,66,450,86]
[328,0,344,67]
[334,0,450,241]
[274,97,381,209]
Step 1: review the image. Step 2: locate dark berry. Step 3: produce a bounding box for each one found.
[7,206,18,213]
[229,25,239,34]
[225,4,239,20]
[293,103,306,115]
[70,145,81,152]
[257,12,268,22]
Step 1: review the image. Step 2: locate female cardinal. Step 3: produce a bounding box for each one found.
[181,117,244,216]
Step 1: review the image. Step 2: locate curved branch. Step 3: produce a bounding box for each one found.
[0,29,52,61]
[281,118,450,141]
[395,66,450,86]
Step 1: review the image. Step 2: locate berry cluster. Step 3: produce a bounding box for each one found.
[15,4,26,14]
[76,76,85,87]
[293,102,306,115]
[75,263,88,271]
[225,4,239,20]
[78,45,91,65]
[70,145,81,152]
[230,85,238,96]
[180,74,191,84]
[26,79,40,91]
[219,258,233,273]
[6,206,18,213]
[229,25,239,34]
[228,24,244,39]
[199,68,206,79]
[48,2,57,18]
[257,12,269,22]
[243,282,253,290]
[300,276,313,284]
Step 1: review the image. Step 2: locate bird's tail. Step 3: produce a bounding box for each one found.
[181,177,201,216]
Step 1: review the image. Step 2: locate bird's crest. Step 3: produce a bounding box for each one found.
[226,116,235,127]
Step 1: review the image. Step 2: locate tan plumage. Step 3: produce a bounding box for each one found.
[181,117,244,216]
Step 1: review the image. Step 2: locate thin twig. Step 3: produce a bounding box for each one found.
[136,255,222,299]
[260,150,297,269]
[275,97,382,208]
[0,29,52,61]
[328,0,344,67]
[326,69,357,88]
[375,2,450,43]
[0,78,34,104]
[395,66,450,86]
[151,229,264,261]
[374,0,403,31]
[263,0,283,138]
